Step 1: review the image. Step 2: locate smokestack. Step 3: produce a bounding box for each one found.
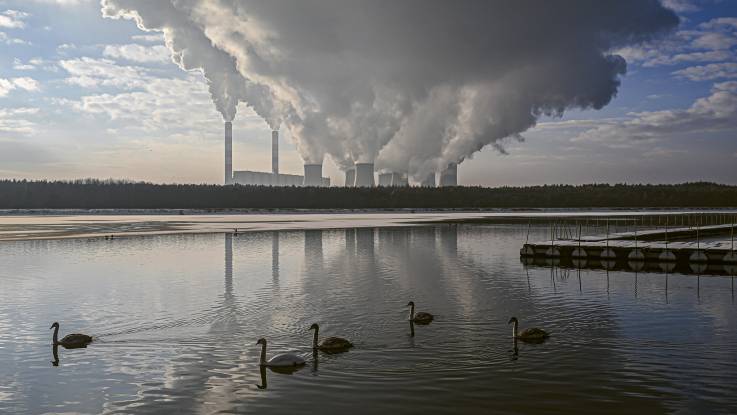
[420,173,435,187]
[354,163,375,187]
[224,121,232,185]
[439,162,458,186]
[271,130,279,175]
[303,164,323,186]
[345,168,355,187]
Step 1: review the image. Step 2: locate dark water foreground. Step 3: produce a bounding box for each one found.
[0,225,736,414]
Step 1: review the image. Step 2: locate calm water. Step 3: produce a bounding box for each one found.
[1,224,736,414]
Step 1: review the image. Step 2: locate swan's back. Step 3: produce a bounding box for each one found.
[59,333,93,348]
[319,337,353,352]
[413,312,434,324]
[266,353,306,367]
[519,328,549,339]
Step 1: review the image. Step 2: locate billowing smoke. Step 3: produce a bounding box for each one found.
[101,0,678,176]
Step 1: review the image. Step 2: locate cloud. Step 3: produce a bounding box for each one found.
[102,44,171,63]
[661,0,700,13]
[0,77,41,97]
[673,62,737,81]
[0,107,39,135]
[59,57,148,89]
[131,33,164,43]
[0,10,29,29]
[0,31,29,45]
[26,0,90,5]
[574,81,737,144]
[102,0,678,176]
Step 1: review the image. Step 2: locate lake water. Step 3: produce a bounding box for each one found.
[1,224,736,414]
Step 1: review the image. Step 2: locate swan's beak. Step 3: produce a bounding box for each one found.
[49,324,53,329]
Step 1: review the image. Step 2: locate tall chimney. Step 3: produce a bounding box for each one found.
[354,163,375,187]
[271,130,279,175]
[303,164,323,186]
[224,121,232,185]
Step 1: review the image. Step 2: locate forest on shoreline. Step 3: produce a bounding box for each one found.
[0,179,736,209]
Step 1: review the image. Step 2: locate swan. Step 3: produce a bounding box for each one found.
[407,301,433,324]
[508,317,549,343]
[256,338,306,368]
[50,322,92,349]
[309,323,353,353]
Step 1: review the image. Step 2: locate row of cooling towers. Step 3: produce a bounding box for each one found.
[224,121,458,187]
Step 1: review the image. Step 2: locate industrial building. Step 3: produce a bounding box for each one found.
[224,121,330,187]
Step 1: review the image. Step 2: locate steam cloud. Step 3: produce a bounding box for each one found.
[101,0,678,178]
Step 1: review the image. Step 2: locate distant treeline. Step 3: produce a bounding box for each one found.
[0,179,736,209]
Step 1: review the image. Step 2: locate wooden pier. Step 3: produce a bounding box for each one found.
[521,223,737,264]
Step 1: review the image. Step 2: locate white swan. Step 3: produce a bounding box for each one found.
[256,338,306,368]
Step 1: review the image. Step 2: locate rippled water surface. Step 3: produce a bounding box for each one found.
[1,224,736,414]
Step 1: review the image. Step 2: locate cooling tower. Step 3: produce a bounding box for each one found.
[303,164,323,186]
[391,172,409,187]
[345,168,355,187]
[439,162,458,186]
[271,130,279,175]
[224,121,232,185]
[420,173,436,187]
[354,163,375,187]
[378,172,393,186]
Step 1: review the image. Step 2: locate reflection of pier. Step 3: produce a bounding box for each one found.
[522,255,737,276]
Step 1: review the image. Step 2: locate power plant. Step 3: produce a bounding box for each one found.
[225,122,330,187]
[223,121,459,188]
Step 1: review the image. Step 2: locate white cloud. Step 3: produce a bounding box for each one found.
[59,57,148,89]
[673,62,737,81]
[0,10,29,29]
[27,0,90,5]
[574,82,737,144]
[0,107,39,134]
[661,0,699,13]
[12,58,35,70]
[102,44,171,64]
[0,31,29,45]
[0,77,41,97]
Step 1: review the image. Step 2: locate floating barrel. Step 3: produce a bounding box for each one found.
[602,260,616,270]
[723,251,737,263]
[520,245,535,256]
[724,264,737,275]
[659,261,676,272]
[545,247,560,258]
[659,250,676,262]
[627,249,645,261]
[600,248,616,260]
[572,258,587,268]
[690,250,707,263]
[571,247,587,258]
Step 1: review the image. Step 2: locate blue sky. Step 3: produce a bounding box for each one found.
[0,0,736,185]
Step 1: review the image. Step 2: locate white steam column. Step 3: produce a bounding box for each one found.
[439,162,458,186]
[420,174,436,187]
[303,164,323,186]
[354,163,375,187]
[224,121,233,185]
[271,130,279,175]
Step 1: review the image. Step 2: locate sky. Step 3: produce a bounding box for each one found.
[0,0,736,186]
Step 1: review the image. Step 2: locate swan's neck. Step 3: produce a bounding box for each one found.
[408,304,415,320]
[512,321,518,338]
[259,343,267,366]
[312,328,319,349]
[52,326,59,344]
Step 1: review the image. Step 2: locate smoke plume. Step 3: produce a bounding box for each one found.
[102,0,678,176]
